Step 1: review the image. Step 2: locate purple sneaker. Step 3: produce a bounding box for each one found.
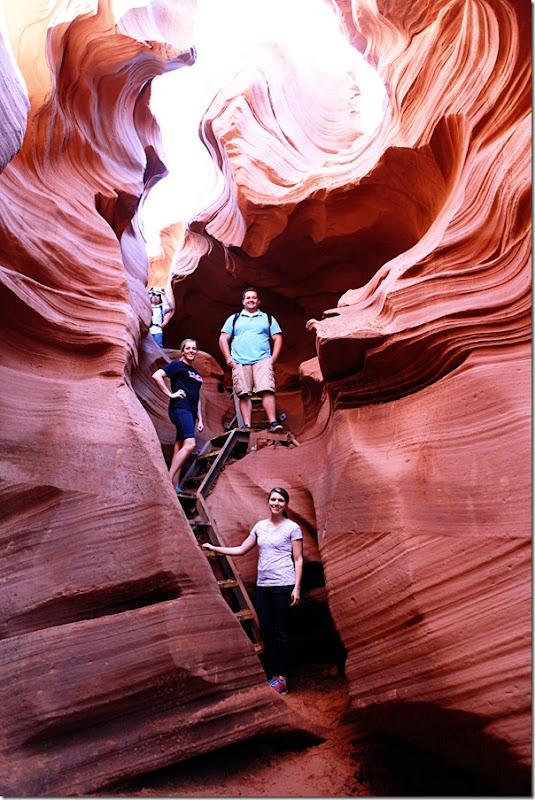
[268,676,288,695]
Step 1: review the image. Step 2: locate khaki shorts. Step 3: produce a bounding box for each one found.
[232,357,275,396]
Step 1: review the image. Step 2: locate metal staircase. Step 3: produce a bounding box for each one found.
[176,427,299,652]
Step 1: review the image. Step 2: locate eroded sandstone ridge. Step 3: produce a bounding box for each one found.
[0,3,315,796]
[168,0,531,793]
[0,0,531,796]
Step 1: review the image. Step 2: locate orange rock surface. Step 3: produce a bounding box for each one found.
[0,3,314,796]
[0,0,531,795]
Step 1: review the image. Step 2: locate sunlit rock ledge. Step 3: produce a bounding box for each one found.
[0,0,531,795]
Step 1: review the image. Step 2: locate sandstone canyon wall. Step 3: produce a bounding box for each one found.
[0,3,313,796]
[168,0,531,793]
[0,0,531,796]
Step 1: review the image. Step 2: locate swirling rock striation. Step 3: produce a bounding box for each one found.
[169,0,531,792]
[0,3,315,796]
[0,0,531,795]
[0,31,28,171]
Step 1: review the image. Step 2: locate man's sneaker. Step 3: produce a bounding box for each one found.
[267,421,283,432]
[268,676,288,695]
[239,424,252,431]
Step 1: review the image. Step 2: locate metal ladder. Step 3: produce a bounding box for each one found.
[177,427,299,652]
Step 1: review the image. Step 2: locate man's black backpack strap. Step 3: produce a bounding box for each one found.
[231,311,272,338]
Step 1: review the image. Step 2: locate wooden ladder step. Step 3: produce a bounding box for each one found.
[235,609,255,622]
[196,449,222,461]
[218,579,239,590]
[203,549,223,559]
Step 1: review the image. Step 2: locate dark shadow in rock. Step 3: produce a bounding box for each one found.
[356,700,530,797]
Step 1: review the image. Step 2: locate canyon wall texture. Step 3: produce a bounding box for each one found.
[0,2,314,796]
[0,0,531,796]
[169,0,531,793]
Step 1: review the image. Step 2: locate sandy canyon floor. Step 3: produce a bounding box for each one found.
[103,659,496,798]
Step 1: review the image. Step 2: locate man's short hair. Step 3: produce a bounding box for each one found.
[242,287,259,299]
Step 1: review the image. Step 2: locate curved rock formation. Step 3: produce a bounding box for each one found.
[0,3,314,796]
[168,0,531,793]
[0,0,531,795]
[0,28,28,170]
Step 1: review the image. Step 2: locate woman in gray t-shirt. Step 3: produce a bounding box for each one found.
[203,487,303,696]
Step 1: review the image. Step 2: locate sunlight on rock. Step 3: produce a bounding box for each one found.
[142,0,386,255]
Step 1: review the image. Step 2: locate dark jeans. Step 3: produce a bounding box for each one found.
[256,584,293,678]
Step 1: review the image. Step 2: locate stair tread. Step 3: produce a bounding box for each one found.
[235,609,255,621]
[196,449,222,460]
[218,579,239,589]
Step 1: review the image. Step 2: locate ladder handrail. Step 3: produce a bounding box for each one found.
[197,429,249,498]
[195,492,260,629]
[180,437,215,485]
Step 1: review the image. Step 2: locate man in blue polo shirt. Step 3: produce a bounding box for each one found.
[219,288,283,432]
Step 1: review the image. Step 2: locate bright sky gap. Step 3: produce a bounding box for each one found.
[131,0,387,256]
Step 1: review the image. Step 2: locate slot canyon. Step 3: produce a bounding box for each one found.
[0,0,531,797]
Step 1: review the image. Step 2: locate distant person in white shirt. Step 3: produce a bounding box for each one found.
[148,287,173,347]
[219,288,283,431]
[203,487,303,695]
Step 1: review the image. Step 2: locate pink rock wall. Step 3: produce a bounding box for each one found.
[0,0,531,795]
[0,32,28,170]
[0,3,311,795]
[169,0,531,792]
